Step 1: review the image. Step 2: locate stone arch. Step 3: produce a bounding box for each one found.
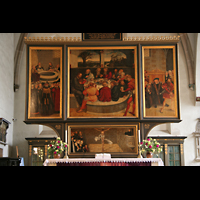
[195,33,200,100]
[178,33,195,90]
[14,33,28,91]
[39,124,59,137]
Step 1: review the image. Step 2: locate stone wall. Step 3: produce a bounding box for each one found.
[0,33,14,156]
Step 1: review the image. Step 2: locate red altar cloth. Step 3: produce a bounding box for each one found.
[57,161,151,166]
[44,158,164,166]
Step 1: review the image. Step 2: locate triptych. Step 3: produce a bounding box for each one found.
[27,45,179,120]
[26,43,180,157]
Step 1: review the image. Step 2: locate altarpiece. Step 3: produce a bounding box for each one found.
[24,34,181,158]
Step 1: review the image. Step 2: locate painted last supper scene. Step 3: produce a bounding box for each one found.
[68,47,138,118]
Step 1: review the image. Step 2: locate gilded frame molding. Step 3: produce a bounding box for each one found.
[24,35,180,43]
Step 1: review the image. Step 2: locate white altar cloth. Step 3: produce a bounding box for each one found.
[43,158,164,166]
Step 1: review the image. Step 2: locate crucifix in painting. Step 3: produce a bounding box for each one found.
[68,125,139,157]
[94,128,112,152]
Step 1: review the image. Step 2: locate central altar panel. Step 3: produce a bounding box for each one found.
[67,46,138,119]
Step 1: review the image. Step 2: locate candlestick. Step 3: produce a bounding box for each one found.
[137,130,143,158]
[137,146,143,158]
[64,150,69,159]
[16,146,19,158]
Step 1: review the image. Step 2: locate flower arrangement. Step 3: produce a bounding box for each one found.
[140,137,162,154]
[48,137,68,157]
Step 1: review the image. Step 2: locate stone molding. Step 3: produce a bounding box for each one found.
[24,35,180,42]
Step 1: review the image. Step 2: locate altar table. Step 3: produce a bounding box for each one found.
[43,158,164,166]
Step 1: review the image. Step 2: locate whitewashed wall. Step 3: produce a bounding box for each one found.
[0,33,14,156]
[12,33,200,166]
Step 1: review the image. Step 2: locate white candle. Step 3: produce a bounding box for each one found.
[138,130,140,143]
[16,146,19,157]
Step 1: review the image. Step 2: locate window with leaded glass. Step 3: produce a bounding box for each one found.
[168,145,181,166]
[32,146,45,166]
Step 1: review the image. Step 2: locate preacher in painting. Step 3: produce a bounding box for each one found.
[151,78,164,108]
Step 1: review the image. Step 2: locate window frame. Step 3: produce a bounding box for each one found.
[32,146,45,166]
[25,137,57,166]
[150,136,186,166]
[168,145,181,166]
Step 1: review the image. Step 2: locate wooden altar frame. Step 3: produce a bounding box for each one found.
[23,37,182,151]
[66,123,139,158]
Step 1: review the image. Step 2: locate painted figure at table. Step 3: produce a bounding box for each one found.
[111,81,119,101]
[84,69,94,83]
[118,69,125,80]
[95,67,103,79]
[120,75,136,116]
[103,67,112,79]
[35,62,44,72]
[78,82,99,112]
[112,68,119,81]
[71,73,84,107]
[48,62,54,71]
[119,80,128,98]
[98,81,112,102]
